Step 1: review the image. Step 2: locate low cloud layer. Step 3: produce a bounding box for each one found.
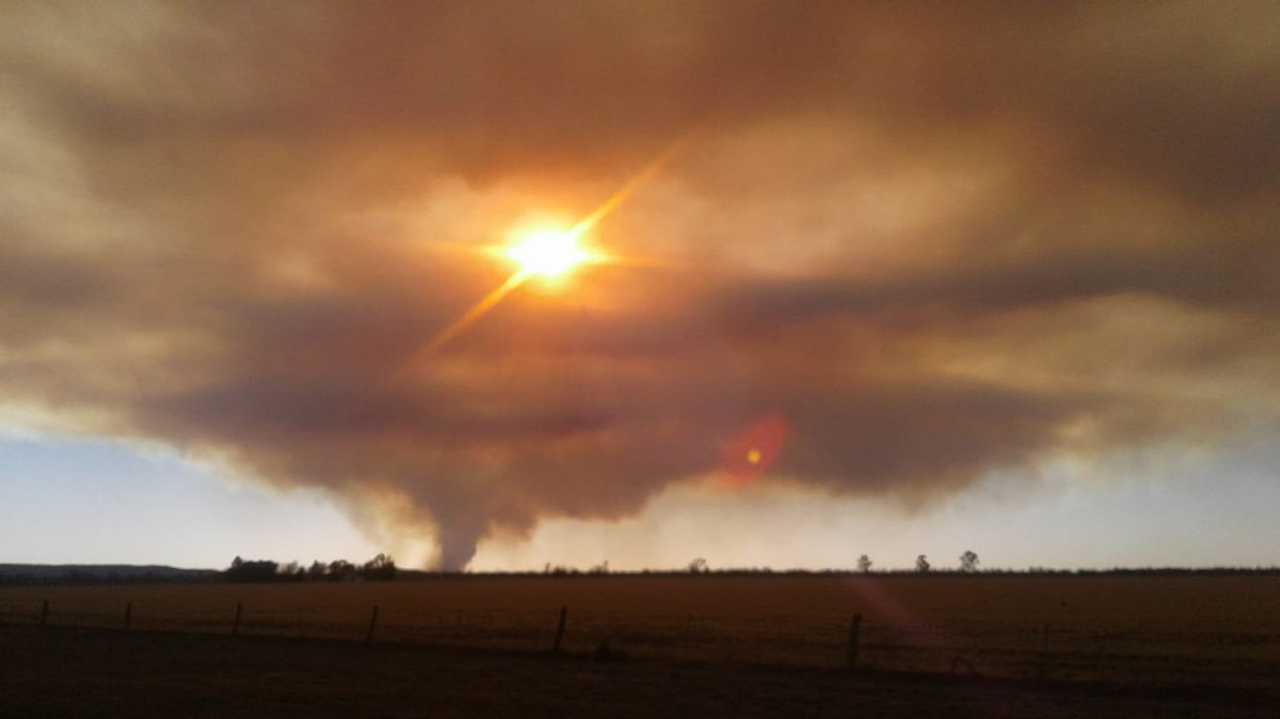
[3,2,1278,568]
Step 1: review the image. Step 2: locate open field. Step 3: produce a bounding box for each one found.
[3,576,1280,690]
[1,626,1273,718]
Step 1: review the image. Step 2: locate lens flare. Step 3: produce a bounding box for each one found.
[721,413,789,487]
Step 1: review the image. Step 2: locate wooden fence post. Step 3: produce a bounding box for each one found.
[552,605,568,653]
[847,613,863,670]
[40,599,49,627]
[232,602,243,636]
[366,605,380,644]
[1036,623,1050,681]
[124,602,133,631]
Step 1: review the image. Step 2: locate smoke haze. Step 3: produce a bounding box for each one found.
[3,2,1278,567]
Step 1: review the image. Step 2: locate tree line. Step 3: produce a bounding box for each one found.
[225,553,397,582]
[539,551,982,576]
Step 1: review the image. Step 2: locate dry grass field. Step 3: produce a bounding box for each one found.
[7,624,1278,719]
[3,576,1279,689]
[6,625,1274,719]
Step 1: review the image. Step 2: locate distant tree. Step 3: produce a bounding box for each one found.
[959,550,980,573]
[915,554,931,573]
[361,553,397,581]
[307,561,326,580]
[225,557,278,582]
[857,554,873,573]
[589,560,610,575]
[688,557,709,574]
[327,559,356,582]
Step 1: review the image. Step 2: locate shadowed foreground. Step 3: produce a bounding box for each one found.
[1,627,1273,718]
[6,576,1280,688]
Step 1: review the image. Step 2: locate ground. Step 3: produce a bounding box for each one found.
[1,626,1274,718]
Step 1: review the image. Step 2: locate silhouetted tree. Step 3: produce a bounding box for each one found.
[327,559,356,582]
[857,554,873,573]
[225,557,279,582]
[688,557,708,574]
[959,550,980,573]
[589,560,610,574]
[361,553,397,581]
[915,554,931,573]
[307,561,326,580]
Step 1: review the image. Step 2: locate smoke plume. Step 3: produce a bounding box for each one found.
[2,2,1278,567]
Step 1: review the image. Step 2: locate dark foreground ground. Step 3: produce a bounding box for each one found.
[1,627,1275,718]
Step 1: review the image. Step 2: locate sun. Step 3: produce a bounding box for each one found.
[505,227,595,280]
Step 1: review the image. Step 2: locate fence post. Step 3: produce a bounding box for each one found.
[366,605,380,644]
[552,605,568,653]
[40,599,49,627]
[1036,623,1050,681]
[847,613,863,670]
[124,602,133,631]
[232,602,243,636]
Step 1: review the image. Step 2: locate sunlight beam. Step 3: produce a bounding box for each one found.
[415,270,530,357]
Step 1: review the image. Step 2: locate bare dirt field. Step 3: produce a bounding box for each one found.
[2,574,1279,713]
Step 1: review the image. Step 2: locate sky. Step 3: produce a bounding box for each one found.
[1,2,1278,570]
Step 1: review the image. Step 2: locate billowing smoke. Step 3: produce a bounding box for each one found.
[2,3,1278,568]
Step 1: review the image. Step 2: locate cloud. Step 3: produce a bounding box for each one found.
[2,2,1278,567]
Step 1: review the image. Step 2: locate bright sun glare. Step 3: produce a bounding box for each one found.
[505,228,593,280]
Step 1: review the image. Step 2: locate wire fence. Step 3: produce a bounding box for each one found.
[2,597,1278,690]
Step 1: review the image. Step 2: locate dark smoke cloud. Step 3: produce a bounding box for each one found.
[2,2,1278,567]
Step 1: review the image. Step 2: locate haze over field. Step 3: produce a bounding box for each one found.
[2,3,1279,570]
